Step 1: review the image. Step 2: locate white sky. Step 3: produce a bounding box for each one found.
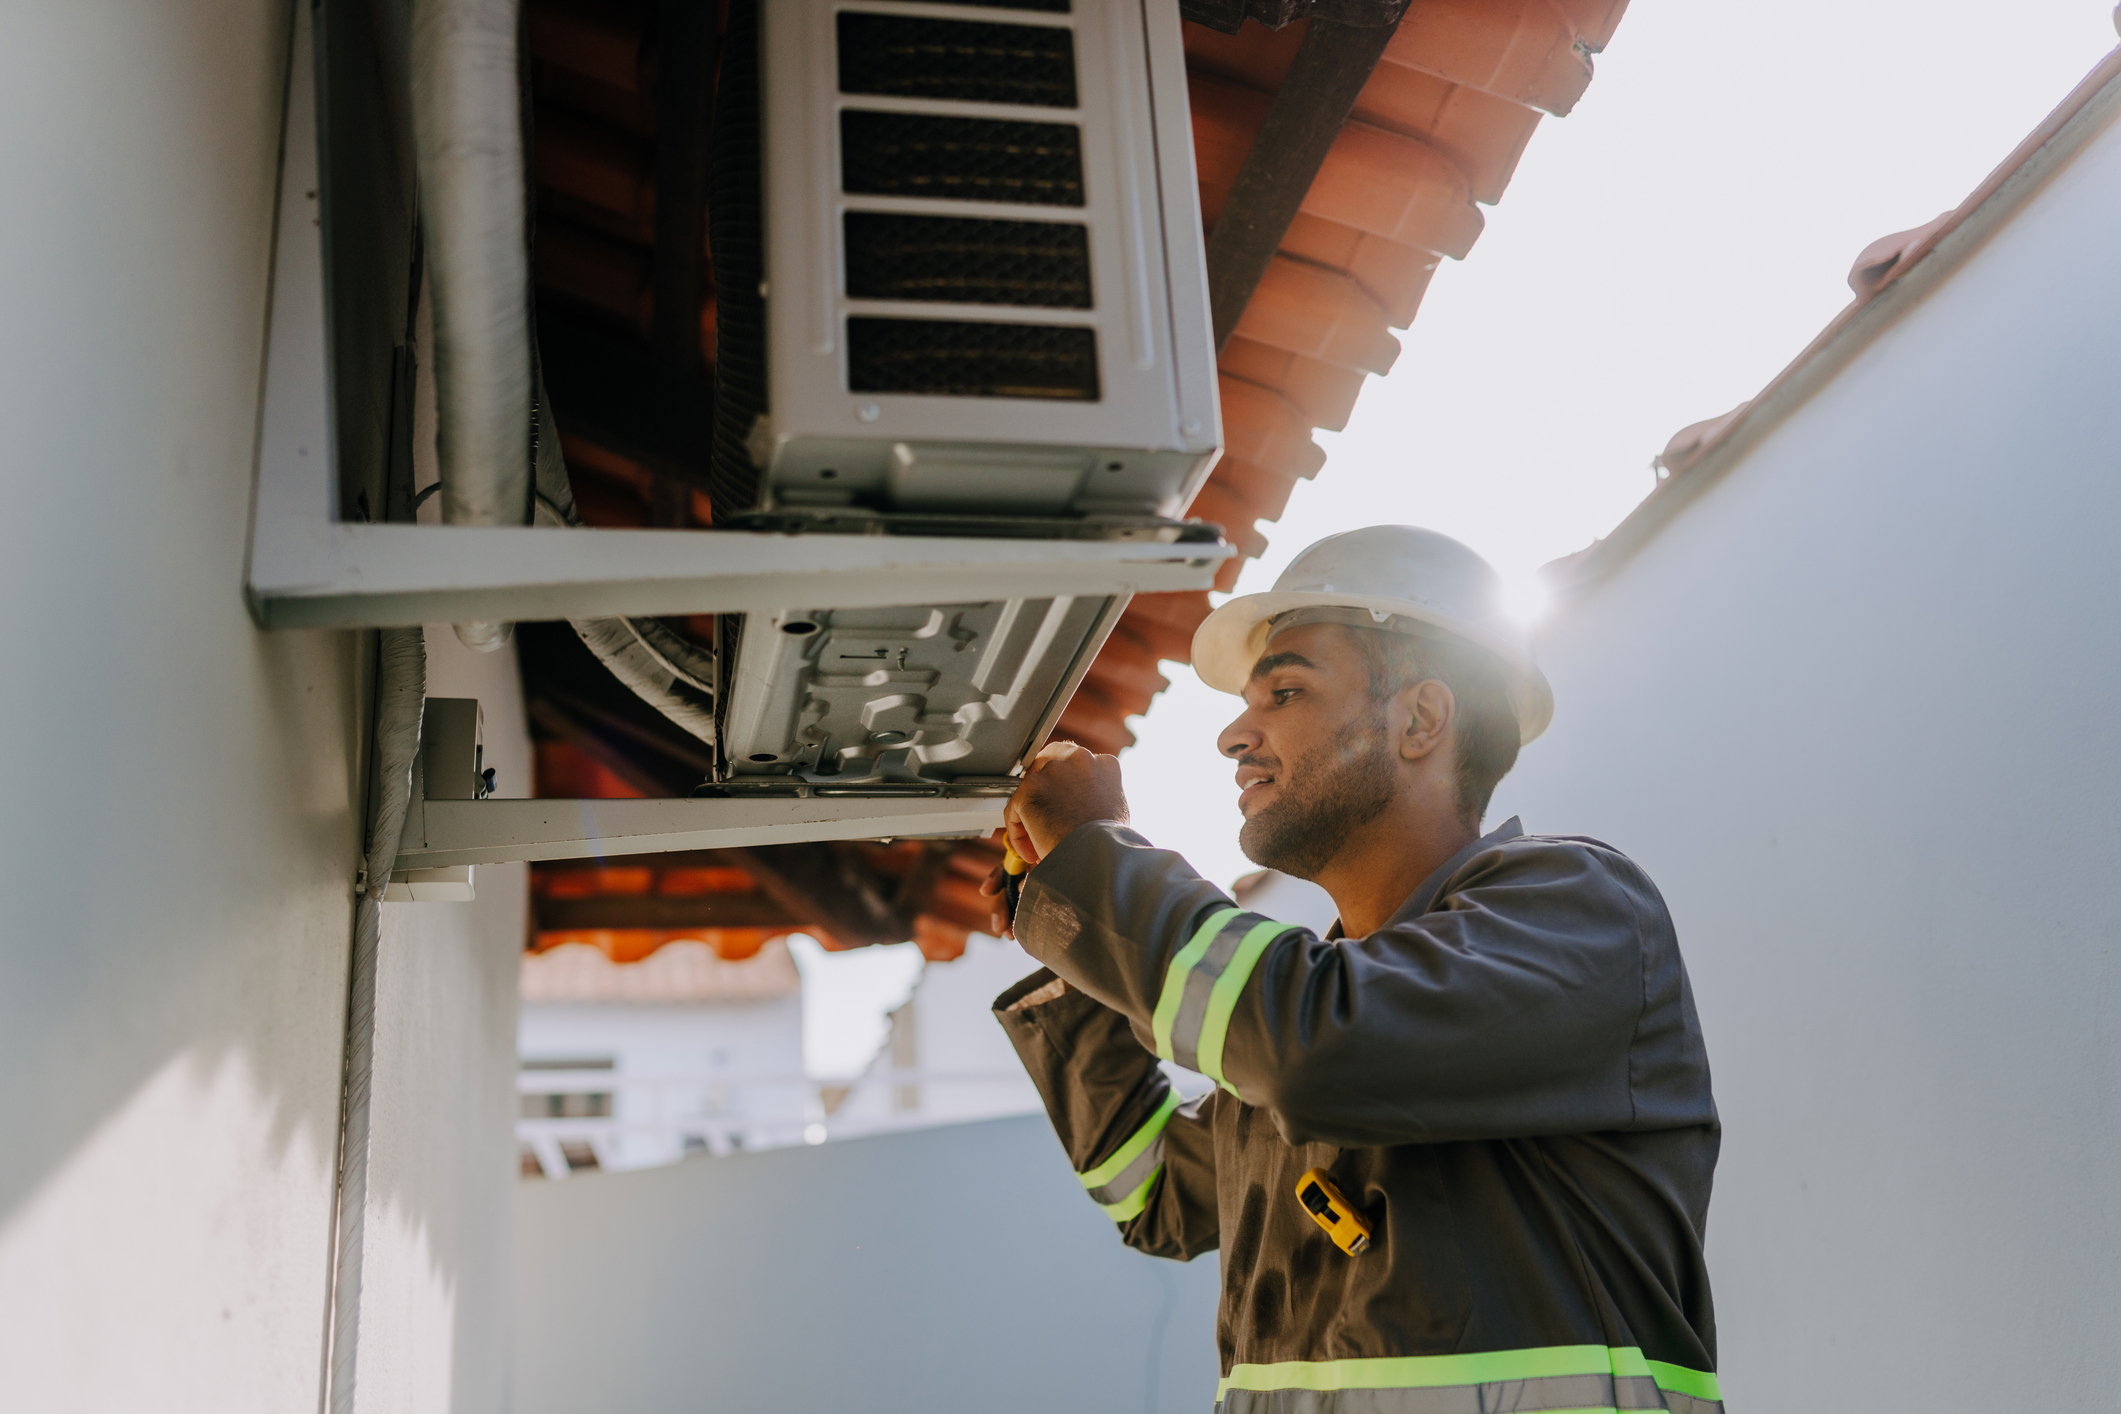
[1124,0,2119,890]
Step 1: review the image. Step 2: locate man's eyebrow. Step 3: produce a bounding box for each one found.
[1249,651,1317,680]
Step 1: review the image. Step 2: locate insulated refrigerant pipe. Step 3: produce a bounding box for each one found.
[410,0,718,744]
[411,0,531,652]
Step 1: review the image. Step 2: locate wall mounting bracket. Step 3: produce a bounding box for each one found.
[393,793,1005,870]
[246,6,1231,632]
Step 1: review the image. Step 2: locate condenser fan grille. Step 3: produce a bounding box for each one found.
[839,111,1085,207]
[848,318,1099,400]
[844,213,1092,308]
[832,10,1100,403]
[836,14,1079,107]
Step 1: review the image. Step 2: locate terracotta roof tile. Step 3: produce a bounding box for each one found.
[1234,256,1401,373]
[535,220,653,335]
[1848,212,1953,296]
[1383,0,1593,117]
[1353,64,1542,202]
[1218,375,1330,478]
[1306,121,1484,256]
[1549,0,1630,50]
[1196,445,1311,519]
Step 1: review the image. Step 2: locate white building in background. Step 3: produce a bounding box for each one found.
[518,932,1051,1171]
[829,934,1046,1136]
[517,940,812,1176]
[1490,54,2121,1414]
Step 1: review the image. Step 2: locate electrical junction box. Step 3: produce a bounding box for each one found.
[755,0,1219,518]
[387,698,485,902]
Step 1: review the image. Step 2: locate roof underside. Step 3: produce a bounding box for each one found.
[521,0,1631,962]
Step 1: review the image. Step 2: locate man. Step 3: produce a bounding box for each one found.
[985,526,1723,1414]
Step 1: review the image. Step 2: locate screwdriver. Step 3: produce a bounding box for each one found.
[1001,837,1029,925]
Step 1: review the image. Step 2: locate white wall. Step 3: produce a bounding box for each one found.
[0,9,529,1408]
[0,3,351,1406]
[1490,106,2121,1408]
[352,630,530,1414]
[515,1115,1223,1414]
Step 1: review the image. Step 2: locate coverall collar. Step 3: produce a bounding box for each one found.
[1325,816,1524,940]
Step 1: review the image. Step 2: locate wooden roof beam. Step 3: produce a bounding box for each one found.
[1205,16,1408,349]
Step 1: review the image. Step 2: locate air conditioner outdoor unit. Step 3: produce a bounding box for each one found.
[715,0,1220,786]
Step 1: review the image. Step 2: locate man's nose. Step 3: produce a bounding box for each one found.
[1218,712,1260,760]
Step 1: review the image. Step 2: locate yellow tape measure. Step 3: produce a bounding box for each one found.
[1296,1169,1372,1256]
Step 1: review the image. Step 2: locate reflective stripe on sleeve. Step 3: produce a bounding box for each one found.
[1078,1087,1182,1221]
[1151,908,1295,1092]
[1152,908,1241,1063]
[1213,1346,1722,1414]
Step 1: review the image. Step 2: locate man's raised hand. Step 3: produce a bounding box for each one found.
[1005,741,1130,867]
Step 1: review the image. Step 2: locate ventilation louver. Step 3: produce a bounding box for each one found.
[753,0,1217,519]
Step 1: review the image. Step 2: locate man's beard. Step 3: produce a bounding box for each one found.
[1237,718,1398,879]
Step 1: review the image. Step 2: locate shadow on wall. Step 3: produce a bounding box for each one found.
[515,1113,1221,1413]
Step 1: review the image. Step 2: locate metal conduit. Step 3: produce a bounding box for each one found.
[325,626,427,1414]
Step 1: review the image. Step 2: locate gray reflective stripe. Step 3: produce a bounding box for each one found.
[1083,1133,1164,1208]
[1660,1395,1724,1414]
[1170,911,1263,1071]
[1217,1373,1714,1414]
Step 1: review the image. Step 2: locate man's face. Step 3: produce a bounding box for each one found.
[1216,624,1398,879]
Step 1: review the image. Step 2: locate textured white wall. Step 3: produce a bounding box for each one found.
[0,3,352,1407]
[1490,107,2121,1410]
[0,9,530,1409]
[516,1115,1224,1414]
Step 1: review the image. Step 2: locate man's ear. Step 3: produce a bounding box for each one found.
[1399,679,1455,762]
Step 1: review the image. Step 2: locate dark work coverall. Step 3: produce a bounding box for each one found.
[993,817,1723,1414]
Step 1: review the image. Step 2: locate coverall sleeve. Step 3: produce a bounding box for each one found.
[995,968,1220,1261]
[1013,822,1653,1149]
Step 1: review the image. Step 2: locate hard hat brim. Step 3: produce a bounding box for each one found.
[1191,590,1555,745]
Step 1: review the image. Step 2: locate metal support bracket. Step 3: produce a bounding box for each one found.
[394,694,1005,869]
[394,794,1005,870]
[248,7,1232,631]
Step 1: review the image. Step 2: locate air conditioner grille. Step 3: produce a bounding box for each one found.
[924,0,1071,10]
[848,317,1099,400]
[836,14,1078,108]
[840,111,1084,207]
[844,212,1092,308]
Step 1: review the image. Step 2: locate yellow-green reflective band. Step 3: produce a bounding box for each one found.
[1216,1346,1720,1402]
[1152,908,1240,1061]
[1646,1360,1722,1402]
[1078,1088,1181,1191]
[1195,920,1291,1091]
[1095,1166,1161,1222]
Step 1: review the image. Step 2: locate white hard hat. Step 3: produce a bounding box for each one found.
[1191,525,1554,744]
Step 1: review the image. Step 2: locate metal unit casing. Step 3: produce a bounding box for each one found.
[756,0,1220,517]
[722,595,1127,780]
